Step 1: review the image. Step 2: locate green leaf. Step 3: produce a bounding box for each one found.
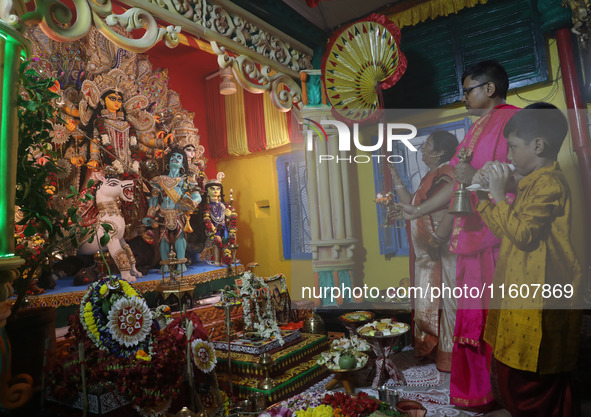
[101,298,112,316]
[99,234,111,247]
[69,185,78,195]
[101,223,114,233]
[87,179,95,188]
[38,215,53,232]
[23,223,36,237]
[23,101,40,111]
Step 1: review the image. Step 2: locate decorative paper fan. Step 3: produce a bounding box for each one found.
[322,13,407,124]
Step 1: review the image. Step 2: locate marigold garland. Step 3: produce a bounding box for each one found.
[79,277,152,357]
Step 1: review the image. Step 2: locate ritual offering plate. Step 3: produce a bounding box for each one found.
[339,311,375,324]
[357,319,410,338]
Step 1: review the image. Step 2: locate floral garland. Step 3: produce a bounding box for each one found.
[80,277,153,357]
[48,313,187,410]
[238,272,284,344]
[202,200,237,266]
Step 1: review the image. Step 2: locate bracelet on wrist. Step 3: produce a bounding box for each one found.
[416,205,423,216]
[394,184,405,190]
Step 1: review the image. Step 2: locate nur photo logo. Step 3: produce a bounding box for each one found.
[303,119,418,164]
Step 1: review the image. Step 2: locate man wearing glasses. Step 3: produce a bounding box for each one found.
[450,60,520,411]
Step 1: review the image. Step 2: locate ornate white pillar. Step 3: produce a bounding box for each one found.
[300,104,357,307]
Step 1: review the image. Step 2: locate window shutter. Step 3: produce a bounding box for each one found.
[385,0,547,108]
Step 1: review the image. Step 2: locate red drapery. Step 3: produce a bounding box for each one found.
[244,92,267,153]
[204,77,228,158]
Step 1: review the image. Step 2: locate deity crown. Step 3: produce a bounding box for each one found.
[171,112,200,149]
[205,172,225,187]
[81,68,135,108]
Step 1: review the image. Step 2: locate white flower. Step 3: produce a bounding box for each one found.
[132,160,140,173]
[130,135,137,147]
[191,338,216,373]
[112,160,124,174]
[107,296,153,347]
[101,134,111,145]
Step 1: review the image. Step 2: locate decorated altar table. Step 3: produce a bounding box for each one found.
[215,332,331,403]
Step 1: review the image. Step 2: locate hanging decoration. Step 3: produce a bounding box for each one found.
[322,13,407,124]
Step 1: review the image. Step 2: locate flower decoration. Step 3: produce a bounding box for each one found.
[107,296,152,347]
[330,334,371,352]
[80,277,152,357]
[191,338,216,373]
[239,271,284,344]
[293,404,334,417]
[321,392,379,417]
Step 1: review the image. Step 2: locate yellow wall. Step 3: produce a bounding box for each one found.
[216,144,297,284]
[352,39,587,290]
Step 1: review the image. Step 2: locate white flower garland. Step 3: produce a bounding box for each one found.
[238,272,284,345]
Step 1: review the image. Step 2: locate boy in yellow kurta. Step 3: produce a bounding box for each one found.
[475,103,582,417]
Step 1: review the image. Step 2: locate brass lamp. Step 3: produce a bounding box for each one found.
[258,353,276,390]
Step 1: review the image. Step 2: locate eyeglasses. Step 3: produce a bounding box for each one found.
[462,82,488,97]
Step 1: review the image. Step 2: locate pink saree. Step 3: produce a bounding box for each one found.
[448,104,519,407]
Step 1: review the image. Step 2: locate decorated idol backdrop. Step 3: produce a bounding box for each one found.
[18,26,237,287]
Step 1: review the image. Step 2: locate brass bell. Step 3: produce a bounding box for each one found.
[449,147,473,216]
[449,184,473,215]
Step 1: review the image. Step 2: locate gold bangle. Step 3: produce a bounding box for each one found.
[417,205,423,216]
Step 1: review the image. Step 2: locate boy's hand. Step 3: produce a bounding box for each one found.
[482,162,511,202]
[472,170,489,187]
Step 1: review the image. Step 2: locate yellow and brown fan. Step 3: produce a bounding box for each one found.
[322,13,407,124]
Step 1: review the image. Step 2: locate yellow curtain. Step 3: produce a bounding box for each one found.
[224,84,250,156]
[387,0,488,29]
[262,92,290,150]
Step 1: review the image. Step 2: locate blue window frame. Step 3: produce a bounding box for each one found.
[277,154,312,260]
[373,118,472,256]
